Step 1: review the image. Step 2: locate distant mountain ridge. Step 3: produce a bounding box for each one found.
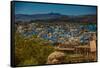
[15,13,68,22]
[15,13,97,23]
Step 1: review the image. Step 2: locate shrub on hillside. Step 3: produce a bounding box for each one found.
[15,32,54,66]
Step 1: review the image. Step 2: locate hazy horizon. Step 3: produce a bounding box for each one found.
[14,2,97,16]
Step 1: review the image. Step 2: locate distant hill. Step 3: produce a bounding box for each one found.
[15,13,67,21]
[15,13,97,23]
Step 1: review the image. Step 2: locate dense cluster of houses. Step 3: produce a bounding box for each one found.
[16,22,96,46]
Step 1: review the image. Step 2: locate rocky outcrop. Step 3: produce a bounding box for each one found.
[46,51,66,64]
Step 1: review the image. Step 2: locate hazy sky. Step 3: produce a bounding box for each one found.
[14,2,97,15]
